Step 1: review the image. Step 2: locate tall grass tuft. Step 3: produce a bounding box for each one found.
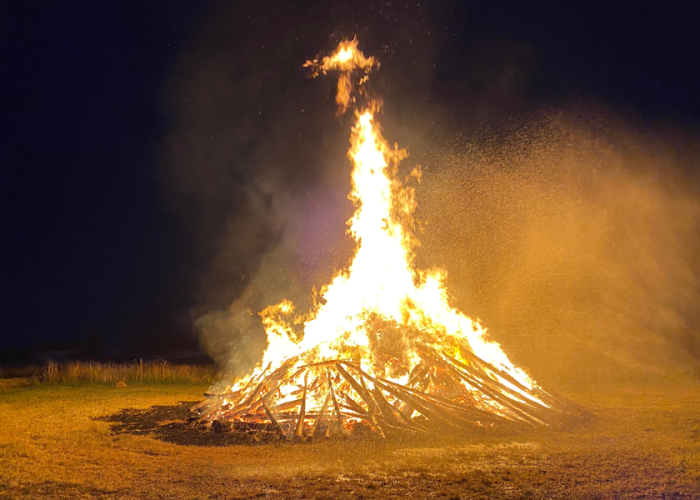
[43,360,218,385]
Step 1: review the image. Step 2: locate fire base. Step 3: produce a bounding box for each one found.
[191,346,589,441]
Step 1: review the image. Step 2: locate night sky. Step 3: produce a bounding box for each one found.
[2,1,699,355]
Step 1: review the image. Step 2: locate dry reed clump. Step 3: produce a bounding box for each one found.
[42,360,218,385]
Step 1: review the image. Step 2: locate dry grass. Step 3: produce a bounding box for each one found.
[41,360,217,385]
[0,381,699,499]
[0,378,32,392]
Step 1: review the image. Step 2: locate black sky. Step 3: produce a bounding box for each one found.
[1,1,699,353]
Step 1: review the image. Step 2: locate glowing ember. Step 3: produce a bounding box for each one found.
[193,39,587,439]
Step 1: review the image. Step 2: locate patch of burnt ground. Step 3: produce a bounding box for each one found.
[95,401,260,446]
[96,398,594,448]
[96,401,422,446]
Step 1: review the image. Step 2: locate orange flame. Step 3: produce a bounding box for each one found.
[304,38,377,113]
[231,40,542,414]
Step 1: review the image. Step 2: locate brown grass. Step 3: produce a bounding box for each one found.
[40,360,218,385]
[0,378,32,392]
[0,382,699,499]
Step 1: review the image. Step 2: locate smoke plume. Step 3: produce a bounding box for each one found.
[161,2,700,383]
[417,108,700,382]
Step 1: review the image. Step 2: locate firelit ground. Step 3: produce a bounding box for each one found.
[1,379,699,499]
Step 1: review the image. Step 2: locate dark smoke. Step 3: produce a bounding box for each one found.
[159,5,351,377]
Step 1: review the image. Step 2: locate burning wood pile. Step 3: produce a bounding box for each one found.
[191,344,586,440]
[192,39,588,440]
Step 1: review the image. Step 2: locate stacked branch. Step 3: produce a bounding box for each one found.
[191,343,589,440]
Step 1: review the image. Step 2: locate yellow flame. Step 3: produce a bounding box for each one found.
[305,38,377,74]
[234,40,540,408]
[304,38,377,113]
[335,47,353,62]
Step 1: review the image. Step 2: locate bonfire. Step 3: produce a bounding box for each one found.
[192,39,587,440]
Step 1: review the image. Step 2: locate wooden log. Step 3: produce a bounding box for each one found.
[371,384,401,423]
[339,392,369,416]
[228,380,266,415]
[261,400,285,437]
[442,357,555,423]
[194,354,585,438]
[408,364,429,386]
[371,384,429,433]
[356,362,520,431]
[379,382,460,430]
[309,392,331,439]
[327,370,345,436]
[307,375,321,394]
[453,345,567,413]
[295,371,309,439]
[262,413,321,421]
[269,398,304,413]
[360,375,387,438]
[338,366,459,429]
[405,388,520,428]
[239,412,331,420]
[335,364,379,413]
[198,399,228,422]
[190,396,218,413]
[221,362,306,420]
[437,360,530,420]
[267,357,300,381]
[335,363,385,438]
[441,361,543,426]
[207,365,269,414]
[345,361,517,428]
[444,352,553,414]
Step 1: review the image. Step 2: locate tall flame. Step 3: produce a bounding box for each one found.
[233,39,538,410]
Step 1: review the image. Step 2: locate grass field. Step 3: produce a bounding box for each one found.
[1,380,699,499]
